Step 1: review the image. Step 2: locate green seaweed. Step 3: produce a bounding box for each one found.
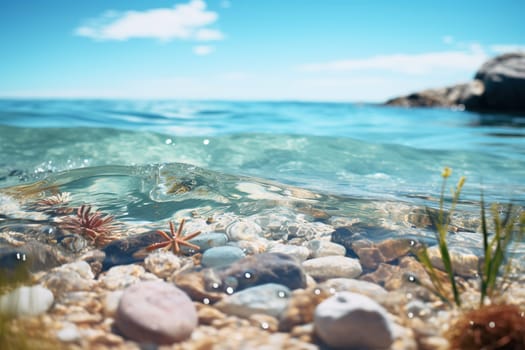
[415,167,525,308]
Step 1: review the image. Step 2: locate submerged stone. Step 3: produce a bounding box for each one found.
[115,281,197,344]
[216,283,291,318]
[219,252,307,292]
[201,246,245,268]
[302,256,362,281]
[0,284,54,317]
[314,292,394,349]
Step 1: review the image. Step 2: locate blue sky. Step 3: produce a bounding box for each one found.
[1,0,524,101]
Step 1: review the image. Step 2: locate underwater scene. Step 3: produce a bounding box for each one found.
[1,99,524,349]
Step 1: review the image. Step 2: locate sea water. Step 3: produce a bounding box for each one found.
[0,99,524,248]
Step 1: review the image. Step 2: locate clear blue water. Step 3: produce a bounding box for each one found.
[0,99,524,246]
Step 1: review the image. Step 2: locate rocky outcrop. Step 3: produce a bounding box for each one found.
[385,52,525,114]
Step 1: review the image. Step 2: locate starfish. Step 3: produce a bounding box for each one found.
[146,219,202,255]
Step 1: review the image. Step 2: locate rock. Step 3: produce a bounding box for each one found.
[226,220,262,241]
[0,284,54,316]
[115,281,198,344]
[216,283,291,318]
[352,238,415,270]
[40,260,96,295]
[426,245,479,277]
[302,256,362,281]
[267,243,310,262]
[201,246,245,268]
[320,278,388,300]
[219,252,307,292]
[314,292,394,349]
[172,269,225,304]
[474,52,525,113]
[307,239,346,258]
[385,82,482,109]
[144,251,181,278]
[385,52,525,114]
[99,264,159,291]
[187,232,228,251]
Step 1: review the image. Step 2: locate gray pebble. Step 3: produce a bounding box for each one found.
[187,232,228,251]
[201,246,246,268]
[314,291,394,349]
[216,283,291,318]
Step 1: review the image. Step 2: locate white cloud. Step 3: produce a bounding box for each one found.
[193,45,214,55]
[490,44,525,53]
[74,0,224,42]
[298,48,488,75]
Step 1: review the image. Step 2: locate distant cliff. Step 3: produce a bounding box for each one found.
[385,52,525,115]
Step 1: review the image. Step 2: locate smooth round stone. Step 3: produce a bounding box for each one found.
[314,292,394,349]
[320,278,388,300]
[226,220,262,241]
[302,256,362,281]
[216,283,291,318]
[307,240,346,258]
[0,284,54,317]
[267,243,310,262]
[187,232,228,251]
[115,281,197,344]
[201,246,246,268]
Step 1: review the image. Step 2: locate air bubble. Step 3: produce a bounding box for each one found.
[203,298,210,305]
[225,287,234,295]
[488,321,495,328]
[244,272,252,279]
[211,282,220,289]
[313,289,321,295]
[277,290,287,298]
[329,287,336,294]
[407,275,417,283]
[260,322,269,330]
[407,312,414,319]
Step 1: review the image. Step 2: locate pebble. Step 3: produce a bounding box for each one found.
[99,264,159,291]
[226,220,262,241]
[216,283,291,318]
[0,284,54,317]
[320,278,388,300]
[144,251,181,278]
[219,252,307,291]
[56,322,81,342]
[306,239,346,258]
[115,280,198,344]
[314,291,394,349]
[40,260,96,295]
[187,232,228,251]
[352,238,414,270]
[201,246,246,268]
[267,243,310,262]
[426,245,479,277]
[302,256,362,281]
